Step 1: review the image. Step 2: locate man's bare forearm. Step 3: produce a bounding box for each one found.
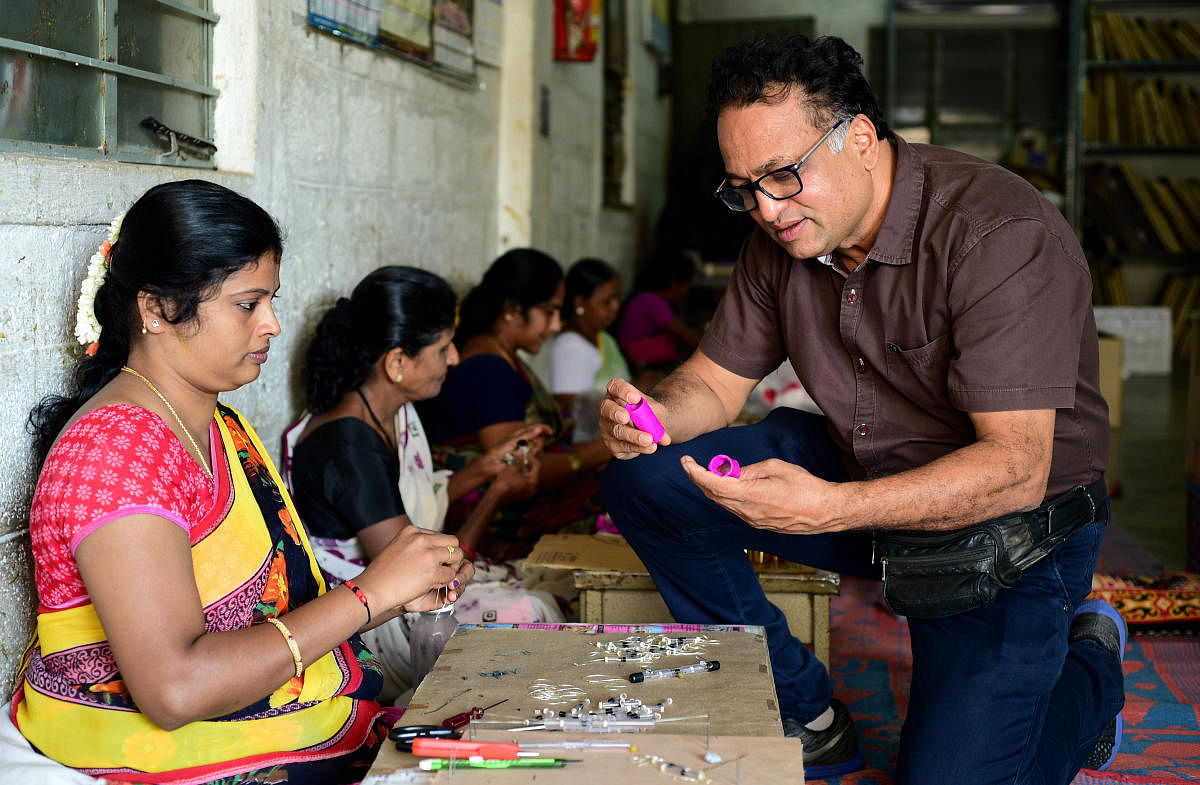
[649,365,737,444]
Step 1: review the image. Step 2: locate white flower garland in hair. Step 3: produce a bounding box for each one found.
[74,212,125,356]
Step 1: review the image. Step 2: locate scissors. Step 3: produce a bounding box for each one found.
[388,724,461,752]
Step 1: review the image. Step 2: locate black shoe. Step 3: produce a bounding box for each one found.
[1071,599,1127,771]
[782,698,865,778]
[1084,715,1122,771]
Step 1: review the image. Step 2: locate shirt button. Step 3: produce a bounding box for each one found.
[846,289,858,304]
[856,357,867,374]
[856,424,870,436]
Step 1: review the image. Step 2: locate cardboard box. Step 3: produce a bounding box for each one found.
[1098,333,1123,429]
[524,533,648,572]
[1093,306,1172,376]
[527,533,841,668]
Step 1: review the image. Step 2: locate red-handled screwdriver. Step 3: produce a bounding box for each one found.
[441,698,509,730]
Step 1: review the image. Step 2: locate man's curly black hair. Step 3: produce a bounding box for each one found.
[705,34,893,142]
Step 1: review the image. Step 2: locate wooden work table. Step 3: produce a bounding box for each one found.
[363,623,805,784]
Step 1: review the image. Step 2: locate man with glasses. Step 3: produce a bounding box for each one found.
[599,34,1124,783]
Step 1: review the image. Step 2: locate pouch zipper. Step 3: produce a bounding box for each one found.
[882,528,997,547]
[879,544,994,576]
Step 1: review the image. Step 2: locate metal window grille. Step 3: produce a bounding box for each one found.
[0,0,218,168]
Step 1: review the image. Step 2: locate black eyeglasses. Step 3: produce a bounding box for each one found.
[713,118,850,213]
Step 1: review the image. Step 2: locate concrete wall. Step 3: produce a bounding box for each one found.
[0,0,669,695]
[527,1,669,277]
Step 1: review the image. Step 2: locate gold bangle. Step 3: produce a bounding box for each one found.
[566,448,582,473]
[266,616,303,678]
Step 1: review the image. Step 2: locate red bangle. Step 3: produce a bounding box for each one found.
[343,578,371,624]
[458,541,477,562]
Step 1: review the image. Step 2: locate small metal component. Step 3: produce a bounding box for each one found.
[704,714,722,763]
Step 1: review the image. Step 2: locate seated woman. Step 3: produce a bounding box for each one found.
[550,258,630,422]
[615,247,701,372]
[12,181,471,785]
[285,266,558,701]
[421,249,613,559]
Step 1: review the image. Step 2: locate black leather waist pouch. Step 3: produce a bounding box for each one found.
[874,478,1105,619]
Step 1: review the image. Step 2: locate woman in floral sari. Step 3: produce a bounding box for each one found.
[13,180,471,784]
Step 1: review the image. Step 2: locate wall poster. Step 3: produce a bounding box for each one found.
[554,0,599,62]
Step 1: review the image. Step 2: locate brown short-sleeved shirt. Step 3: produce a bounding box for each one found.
[700,136,1109,500]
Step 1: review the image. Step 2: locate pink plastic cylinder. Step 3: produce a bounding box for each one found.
[625,398,665,442]
[707,454,741,478]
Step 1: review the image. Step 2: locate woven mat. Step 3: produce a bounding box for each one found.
[1090,573,1200,632]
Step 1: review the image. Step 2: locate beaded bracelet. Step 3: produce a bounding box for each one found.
[343,578,372,624]
[266,616,303,678]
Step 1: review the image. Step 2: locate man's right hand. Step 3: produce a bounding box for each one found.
[599,378,672,460]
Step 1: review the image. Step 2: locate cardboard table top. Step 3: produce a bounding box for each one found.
[366,624,797,783]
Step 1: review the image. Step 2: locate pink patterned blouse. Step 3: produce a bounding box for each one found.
[29,404,226,609]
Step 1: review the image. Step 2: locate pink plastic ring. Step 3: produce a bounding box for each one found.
[707,454,741,478]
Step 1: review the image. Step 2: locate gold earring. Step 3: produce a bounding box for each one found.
[504,313,512,322]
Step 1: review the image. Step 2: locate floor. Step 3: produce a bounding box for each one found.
[1107,367,1190,573]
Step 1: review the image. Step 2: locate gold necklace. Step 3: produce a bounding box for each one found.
[121,366,214,479]
[487,334,517,366]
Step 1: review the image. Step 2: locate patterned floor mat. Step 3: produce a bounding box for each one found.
[806,576,1200,785]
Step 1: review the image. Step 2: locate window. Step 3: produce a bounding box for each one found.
[0,0,218,167]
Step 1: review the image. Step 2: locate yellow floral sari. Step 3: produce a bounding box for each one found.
[11,405,385,785]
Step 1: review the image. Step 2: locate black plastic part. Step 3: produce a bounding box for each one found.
[389,725,460,751]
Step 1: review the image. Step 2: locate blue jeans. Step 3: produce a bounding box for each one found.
[601,408,1124,785]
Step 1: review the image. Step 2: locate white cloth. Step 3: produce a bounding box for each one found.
[395,403,450,532]
[306,534,366,582]
[550,331,602,395]
[0,702,106,784]
[750,361,825,415]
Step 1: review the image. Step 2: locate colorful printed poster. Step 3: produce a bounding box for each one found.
[554,0,599,62]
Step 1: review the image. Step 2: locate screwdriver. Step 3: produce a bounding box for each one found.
[412,737,529,759]
[418,758,580,770]
[442,698,509,731]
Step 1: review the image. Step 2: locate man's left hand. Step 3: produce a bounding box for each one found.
[679,455,843,534]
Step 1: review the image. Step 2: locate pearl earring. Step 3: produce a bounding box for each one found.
[575,307,585,316]
[395,373,403,383]
[141,326,147,335]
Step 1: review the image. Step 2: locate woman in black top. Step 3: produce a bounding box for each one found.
[289,266,544,559]
[286,267,546,702]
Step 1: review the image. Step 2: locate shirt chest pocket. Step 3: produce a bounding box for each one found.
[884,333,954,410]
